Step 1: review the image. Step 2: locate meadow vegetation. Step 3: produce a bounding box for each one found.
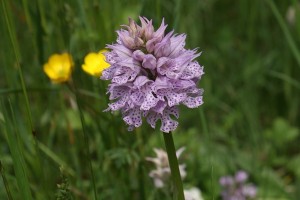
[0,0,300,199]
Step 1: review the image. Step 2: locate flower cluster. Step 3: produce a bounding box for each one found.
[101,17,204,132]
[146,147,186,188]
[219,171,257,200]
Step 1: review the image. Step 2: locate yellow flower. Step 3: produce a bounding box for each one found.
[82,50,110,77]
[43,53,74,83]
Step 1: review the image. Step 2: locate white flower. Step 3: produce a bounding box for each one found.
[184,187,204,200]
[286,3,300,26]
[146,147,186,188]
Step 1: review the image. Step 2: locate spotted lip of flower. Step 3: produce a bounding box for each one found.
[43,53,74,83]
[101,17,204,132]
[82,50,110,77]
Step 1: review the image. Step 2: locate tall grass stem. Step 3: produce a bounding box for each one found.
[266,0,300,68]
[199,109,214,199]
[70,82,98,200]
[1,0,33,132]
[173,0,182,30]
[1,2,47,194]
[0,161,13,200]
[1,100,33,200]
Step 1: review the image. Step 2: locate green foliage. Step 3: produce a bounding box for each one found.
[264,118,299,149]
[0,0,300,199]
[0,161,13,200]
[0,100,33,200]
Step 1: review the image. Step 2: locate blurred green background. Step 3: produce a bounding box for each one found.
[1,0,300,199]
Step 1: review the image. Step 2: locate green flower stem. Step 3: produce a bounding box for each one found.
[163,132,184,200]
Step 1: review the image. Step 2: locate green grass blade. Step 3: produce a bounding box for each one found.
[21,0,33,30]
[1,0,33,133]
[173,0,182,30]
[1,100,33,200]
[38,142,76,177]
[266,0,300,68]
[0,161,14,200]
[199,108,215,200]
[70,83,98,200]
[268,70,300,90]
[1,0,48,196]
[0,87,58,96]
[156,0,161,20]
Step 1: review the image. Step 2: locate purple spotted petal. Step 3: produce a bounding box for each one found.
[181,61,204,80]
[109,84,131,100]
[160,107,179,132]
[123,108,142,128]
[104,51,118,64]
[102,65,118,80]
[108,94,129,111]
[151,101,166,114]
[141,92,159,110]
[183,96,203,108]
[112,68,138,84]
[147,112,160,129]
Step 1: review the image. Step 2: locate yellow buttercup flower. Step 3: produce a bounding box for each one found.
[82,50,110,77]
[43,53,74,83]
